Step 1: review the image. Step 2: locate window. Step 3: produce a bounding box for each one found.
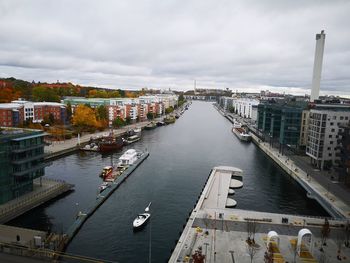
[340,116,344,120]
[330,141,334,144]
[329,135,332,138]
[331,129,335,132]
[330,122,334,126]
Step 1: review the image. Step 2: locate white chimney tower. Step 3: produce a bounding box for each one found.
[310,30,326,102]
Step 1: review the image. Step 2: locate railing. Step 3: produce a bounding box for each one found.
[0,178,72,220]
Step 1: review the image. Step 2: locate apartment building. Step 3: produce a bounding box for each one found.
[0,103,24,127]
[0,100,66,127]
[338,124,350,186]
[0,128,46,204]
[306,104,350,170]
[257,102,305,150]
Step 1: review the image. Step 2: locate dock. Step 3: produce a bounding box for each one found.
[64,151,150,246]
[0,178,73,224]
[169,166,350,263]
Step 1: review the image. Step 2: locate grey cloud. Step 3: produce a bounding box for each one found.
[0,0,349,95]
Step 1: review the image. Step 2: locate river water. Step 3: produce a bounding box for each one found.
[8,101,328,262]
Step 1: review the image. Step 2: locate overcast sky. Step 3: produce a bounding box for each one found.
[0,0,349,95]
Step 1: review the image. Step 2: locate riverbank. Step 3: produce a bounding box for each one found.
[214,104,350,219]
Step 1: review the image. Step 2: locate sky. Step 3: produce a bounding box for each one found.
[0,0,349,96]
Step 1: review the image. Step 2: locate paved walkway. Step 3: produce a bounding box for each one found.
[0,178,73,223]
[44,120,154,155]
[252,135,350,219]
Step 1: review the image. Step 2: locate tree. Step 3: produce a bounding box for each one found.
[165,106,174,114]
[125,116,132,125]
[32,86,60,102]
[247,243,258,263]
[147,112,154,120]
[320,219,330,251]
[112,117,125,128]
[96,105,108,120]
[0,87,22,103]
[246,220,259,244]
[72,104,98,128]
[66,102,72,122]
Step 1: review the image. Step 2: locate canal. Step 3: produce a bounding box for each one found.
[8,101,328,262]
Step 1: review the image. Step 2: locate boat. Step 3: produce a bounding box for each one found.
[118,149,139,166]
[164,116,176,124]
[156,121,165,126]
[233,119,242,128]
[144,122,157,130]
[100,166,113,179]
[99,133,124,153]
[175,114,180,119]
[81,143,99,152]
[99,182,111,192]
[133,202,151,229]
[124,134,141,145]
[232,127,252,142]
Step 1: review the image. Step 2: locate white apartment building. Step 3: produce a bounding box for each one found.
[306,105,350,170]
[233,98,259,119]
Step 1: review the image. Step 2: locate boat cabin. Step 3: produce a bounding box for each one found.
[118,149,138,166]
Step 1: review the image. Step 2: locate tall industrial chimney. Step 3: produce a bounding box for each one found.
[310,30,326,102]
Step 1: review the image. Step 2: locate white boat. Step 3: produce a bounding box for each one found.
[99,182,111,192]
[118,149,139,166]
[232,127,251,142]
[233,119,242,128]
[125,135,141,144]
[133,202,151,228]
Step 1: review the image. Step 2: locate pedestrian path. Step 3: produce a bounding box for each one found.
[251,134,350,219]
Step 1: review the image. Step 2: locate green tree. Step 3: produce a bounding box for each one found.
[125,116,132,125]
[165,107,174,114]
[112,117,125,128]
[96,105,108,120]
[147,112,154,120]
[66,102,72,122]
[32,86,60,102]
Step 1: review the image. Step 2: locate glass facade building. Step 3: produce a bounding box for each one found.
[0,128,46,204]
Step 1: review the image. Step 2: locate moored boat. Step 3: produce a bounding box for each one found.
[118,149,139,166]
[99,134,124,153]
[124,135,141,145]
[144,122,157,130]
[232,127,251,142]
[100,166,113,179]
[164,116,176,124]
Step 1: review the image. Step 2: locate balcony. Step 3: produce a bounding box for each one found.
[11,154,45,165]
[12,162,49,176]
[11,143,44,153]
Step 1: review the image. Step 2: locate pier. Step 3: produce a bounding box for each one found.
[64,151,150,247]
[169,166,350,263]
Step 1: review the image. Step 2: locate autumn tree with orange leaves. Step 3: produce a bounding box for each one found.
[72,105,98,128]
[0,87,22,103]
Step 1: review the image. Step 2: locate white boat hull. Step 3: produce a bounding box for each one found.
[133,213,150,228]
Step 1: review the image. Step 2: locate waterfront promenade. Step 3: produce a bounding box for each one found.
[169,166,350,263]
[215,105,350,219]
[44,120,153,159]
[251,134,350,219]
[0,178,73,224]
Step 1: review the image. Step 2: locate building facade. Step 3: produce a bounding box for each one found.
[306,104,350,170]
[338,124,350,186]
[257,102,305,150]
[0,100,67,127]
[0,128,46,204]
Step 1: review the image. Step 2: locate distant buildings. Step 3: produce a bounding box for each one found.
[218,97,259,119]
[63,94,178,127]
[0,99,67,127]
[0,128,46,204]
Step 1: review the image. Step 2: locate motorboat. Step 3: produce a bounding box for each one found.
[118,149,139,166]
[100,166,113,179]
[99,182,111,192]
[124,135,141,145]
[144,122,157,130]
[133,202,151,229]
[232,127,251,142]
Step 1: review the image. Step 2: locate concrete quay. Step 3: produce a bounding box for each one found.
[44,120,152,160]
[251,134,350,219]
[0,178,73,224]
[169,166,350,263]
